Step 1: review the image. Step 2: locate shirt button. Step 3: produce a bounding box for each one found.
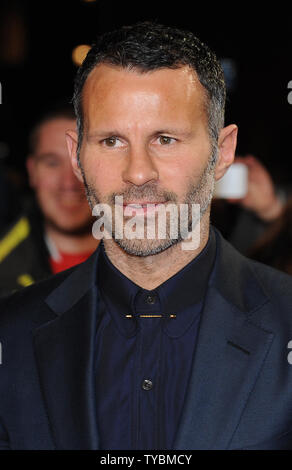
[142,379,153,391]
[146,295,156,305]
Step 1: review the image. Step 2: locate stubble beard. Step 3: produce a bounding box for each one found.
[79,149,216,257]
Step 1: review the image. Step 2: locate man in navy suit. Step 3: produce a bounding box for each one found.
[1,22,292,450]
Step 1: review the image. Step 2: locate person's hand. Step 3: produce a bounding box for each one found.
[227,155,284,222]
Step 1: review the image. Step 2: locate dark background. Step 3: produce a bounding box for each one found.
[0,0,291,187]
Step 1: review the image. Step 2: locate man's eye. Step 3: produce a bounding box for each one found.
[103,136,122,147]
[158,135,175,145]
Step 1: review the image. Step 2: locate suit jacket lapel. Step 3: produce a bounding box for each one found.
[173,287,274,449]
[174,230,275,450]
[33,252,100,450]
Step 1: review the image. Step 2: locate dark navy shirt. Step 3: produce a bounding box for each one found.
[94,229,216,450]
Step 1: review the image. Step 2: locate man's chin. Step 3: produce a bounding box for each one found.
[113,237,180,257]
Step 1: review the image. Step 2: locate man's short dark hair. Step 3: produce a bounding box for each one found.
[73,21,226,160]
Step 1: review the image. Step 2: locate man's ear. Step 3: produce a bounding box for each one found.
[26,156,37,188]
[215,124,238,181]
[65,130,83,183]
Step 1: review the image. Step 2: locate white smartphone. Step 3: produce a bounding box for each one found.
[214,163,248,199]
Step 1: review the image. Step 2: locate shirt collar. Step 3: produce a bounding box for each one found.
[97,227,217,338]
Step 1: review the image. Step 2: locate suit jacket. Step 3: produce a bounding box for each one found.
[0,228,292,450]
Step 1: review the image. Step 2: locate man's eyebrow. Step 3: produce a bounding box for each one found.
[151,128,193,138]
[86,128,194,140]
[86,130,122,141]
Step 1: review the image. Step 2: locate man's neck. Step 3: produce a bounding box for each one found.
[103,212,210,290]
[45,224,98,255]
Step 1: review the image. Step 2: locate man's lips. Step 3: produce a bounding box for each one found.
[122,202,166,207]
[120,201,167,215]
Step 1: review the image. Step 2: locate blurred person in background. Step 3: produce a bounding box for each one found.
[0,103,98,296]
[211,154,287,254]
[248,196,292,275]
[0,169,22,231]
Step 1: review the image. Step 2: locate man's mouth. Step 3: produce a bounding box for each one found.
[122,201,167,215]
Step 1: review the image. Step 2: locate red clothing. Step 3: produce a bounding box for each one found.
[49,251,93,274]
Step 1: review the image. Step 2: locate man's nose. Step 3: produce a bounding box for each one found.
[122,146,159,186]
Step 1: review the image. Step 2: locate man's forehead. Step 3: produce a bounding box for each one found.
[82,63,207,118]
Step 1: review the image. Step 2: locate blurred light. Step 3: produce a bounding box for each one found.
[82,0,97,2]
[0,9,28,65]
[72,44,91,67]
